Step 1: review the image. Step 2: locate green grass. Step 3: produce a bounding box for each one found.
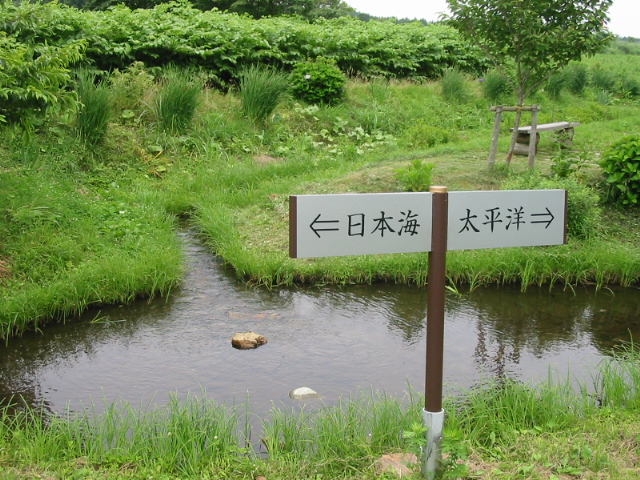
[0,161,184,338]
[2,342,640,479]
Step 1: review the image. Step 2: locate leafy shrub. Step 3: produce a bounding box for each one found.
[550,147,589,179]
[481,69,510,103]
[502,173,602,240]
[403,122,455,149]
[289,59,346,105]
[441,67,469,103]
[154,67,201,134]
[564,63,589,96]
[394,160,435,192]
[75,70,111,146]
[238,65,289,124]
[600,135,640,207]
[0,35,84,132]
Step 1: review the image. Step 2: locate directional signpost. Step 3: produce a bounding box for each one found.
[289,187,567,479]
[289,192,433,258]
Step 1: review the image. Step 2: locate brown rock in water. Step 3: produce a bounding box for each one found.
[231,332,268,349]
[375,452,419,477]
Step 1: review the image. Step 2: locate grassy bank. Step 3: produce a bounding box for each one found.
[1,49,640,337]
[2,341,640,479]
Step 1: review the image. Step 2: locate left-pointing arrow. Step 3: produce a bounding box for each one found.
[530,207,555,228]
[309,214,340,238]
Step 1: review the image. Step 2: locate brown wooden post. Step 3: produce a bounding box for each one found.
[423,185,448,479]
[528,104,539,168]
[425,186,448,412]
[488,106,503,168]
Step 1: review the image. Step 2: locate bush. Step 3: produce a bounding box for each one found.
[75,70,111,146]
[154,67,201,134]
[0,35,84,132]
[564,63,589,96]
[394,159,435,192]
[600,135,640,207]
[590,65,616,92]
[238,65,289,124]
[502,173,602,240]
[545,71,566,100]
[481,69,510,103]
[440,67,469,103]
[289,59,346,105]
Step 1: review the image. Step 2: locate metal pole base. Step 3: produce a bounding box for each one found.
[422,408,444,480]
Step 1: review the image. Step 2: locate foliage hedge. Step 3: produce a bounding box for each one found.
[289,59,346,105]
[601,135,640,207]
[0,0,488,86]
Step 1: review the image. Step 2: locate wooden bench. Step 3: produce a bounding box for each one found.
[512,121,581,155]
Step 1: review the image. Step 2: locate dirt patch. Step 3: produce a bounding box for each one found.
[254,154,284,165]
[0,257,10,282]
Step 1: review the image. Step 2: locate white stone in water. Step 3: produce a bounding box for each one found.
[289,387,321,400]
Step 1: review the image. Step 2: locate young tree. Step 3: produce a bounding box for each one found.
[445,0,613,164]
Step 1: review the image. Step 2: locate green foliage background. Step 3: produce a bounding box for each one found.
[0,1,487,86]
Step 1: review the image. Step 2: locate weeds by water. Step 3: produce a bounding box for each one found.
[2,343,640,479]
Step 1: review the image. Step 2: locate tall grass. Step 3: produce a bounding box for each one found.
[565,62,590,96]
[590,65,616,92]
[238,65,289,124]
[593,340,640,409]
[2,348,640,478]
[545,70,566,100]
[440,67,469,103]
[75,70,111,146]
[1,389,421,477]
[481,69,511,103]
[154,67,202,134]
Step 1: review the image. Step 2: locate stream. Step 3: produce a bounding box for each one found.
[1,230,639,415]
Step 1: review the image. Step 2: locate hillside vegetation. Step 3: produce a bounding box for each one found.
[1,1,639,338]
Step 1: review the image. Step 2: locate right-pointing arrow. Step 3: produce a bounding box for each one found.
[530,207,555,228]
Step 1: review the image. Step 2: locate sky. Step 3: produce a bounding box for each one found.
[344,0,638,39]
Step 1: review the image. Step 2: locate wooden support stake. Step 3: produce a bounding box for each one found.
[488,106,502,167]
[528,104,539,168]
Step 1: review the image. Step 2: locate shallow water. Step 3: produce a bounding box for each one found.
[1,230,639,415]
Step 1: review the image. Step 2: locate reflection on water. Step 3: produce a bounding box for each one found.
[1,231,639,415]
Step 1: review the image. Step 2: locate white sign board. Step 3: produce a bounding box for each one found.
[447,189,567,250]
[290,193,433,258]
[290,189,567,258]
